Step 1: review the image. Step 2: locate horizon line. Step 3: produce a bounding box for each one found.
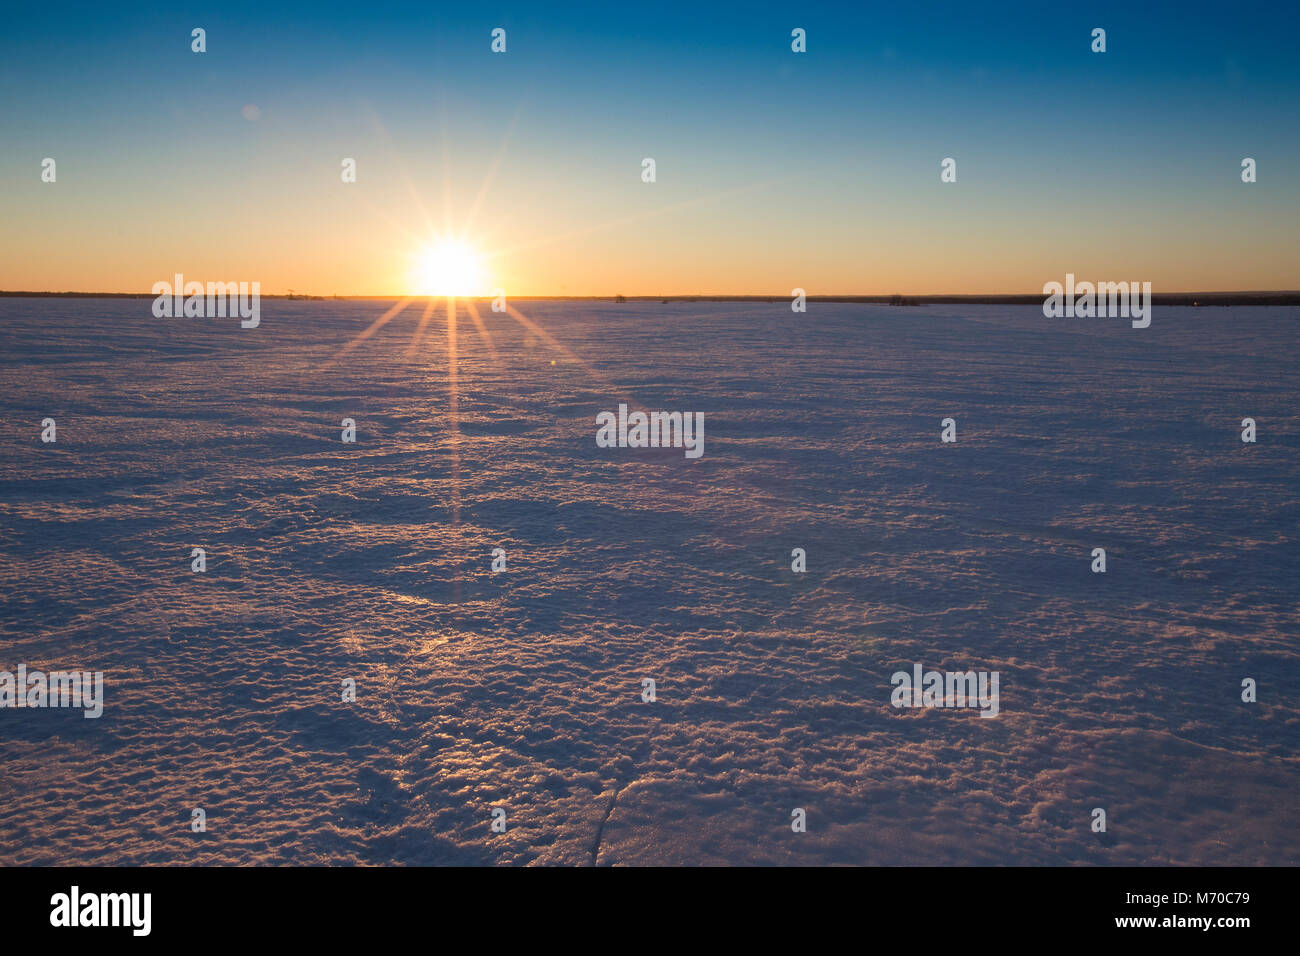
[3,290,1300,306]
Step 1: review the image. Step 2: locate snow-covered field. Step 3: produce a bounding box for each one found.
[0,298,1296,865]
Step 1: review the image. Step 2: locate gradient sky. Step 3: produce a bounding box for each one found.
[2,0,1298,295]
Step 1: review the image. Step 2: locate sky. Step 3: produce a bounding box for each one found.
[1,0,1298,295]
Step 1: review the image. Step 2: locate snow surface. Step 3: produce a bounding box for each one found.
[0,298,1296,865]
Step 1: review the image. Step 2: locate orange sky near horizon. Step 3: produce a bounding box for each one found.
[5,176,1297,296]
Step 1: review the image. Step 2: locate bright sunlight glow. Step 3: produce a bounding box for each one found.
[411,239,487,297]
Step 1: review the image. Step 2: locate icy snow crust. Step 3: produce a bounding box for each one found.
[0,299,1296,865]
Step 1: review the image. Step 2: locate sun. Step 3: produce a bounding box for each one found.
[411,239,487,297]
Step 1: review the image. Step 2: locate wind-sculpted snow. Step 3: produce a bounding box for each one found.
[0,299,1296,865]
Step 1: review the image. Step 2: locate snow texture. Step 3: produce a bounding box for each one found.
[0,298,1296,865]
